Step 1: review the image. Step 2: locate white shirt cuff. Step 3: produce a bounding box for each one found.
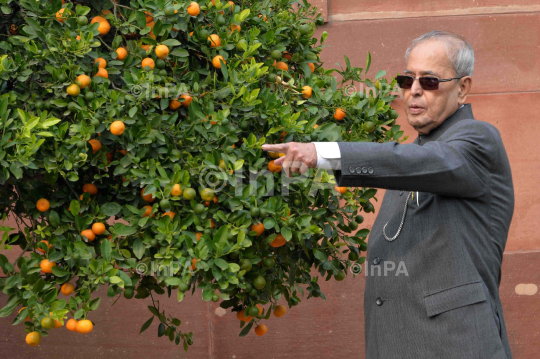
[313,142,342,170]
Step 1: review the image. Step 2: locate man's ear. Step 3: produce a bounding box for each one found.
[457,76,472,105]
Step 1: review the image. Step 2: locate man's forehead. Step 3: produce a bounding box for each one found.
[405,41,453,76]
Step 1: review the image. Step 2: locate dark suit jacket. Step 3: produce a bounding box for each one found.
[334,104,514,359]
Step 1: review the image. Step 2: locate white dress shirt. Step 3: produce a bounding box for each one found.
[313,105,465,170]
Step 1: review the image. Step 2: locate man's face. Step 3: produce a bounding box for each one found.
[403,40,463,135]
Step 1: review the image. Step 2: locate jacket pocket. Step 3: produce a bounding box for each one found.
[424,280,487,317]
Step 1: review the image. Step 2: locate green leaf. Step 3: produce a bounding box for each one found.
[228,263,240,272]
[365,51,371,75]
[263,217,275,230]
[375,70,386,80]
[238,322,253,336]
[136,11,147,28]
[101,240,112,262]
[133,238,145,259]
[49,210,60,227]
[100,202,121,216]
[214,258,229,270]
[33,278,45,293]
[51,266,69,277]
[161,39,181,47]
[170,48,189,57]
[140,316,154,333]
[165,277,181,286]
[112,223,137,236]
[69,200,80,216]
[202,289,214,301]
[281,227,292,241]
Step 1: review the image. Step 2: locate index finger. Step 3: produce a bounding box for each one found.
[261,143,288,152]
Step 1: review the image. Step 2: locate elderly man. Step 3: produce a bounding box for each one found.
[262,31,514,359]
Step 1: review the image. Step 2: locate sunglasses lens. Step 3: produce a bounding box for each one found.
[396,75,414,89]
[419,77,439,90]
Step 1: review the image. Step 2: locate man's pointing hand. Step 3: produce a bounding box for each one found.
[261,142,318,177]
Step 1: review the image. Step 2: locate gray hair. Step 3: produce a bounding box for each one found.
[405,30,474,78]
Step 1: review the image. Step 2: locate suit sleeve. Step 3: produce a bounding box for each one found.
[333,120,500,198]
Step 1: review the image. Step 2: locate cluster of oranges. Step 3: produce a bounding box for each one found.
[236,304,287,336]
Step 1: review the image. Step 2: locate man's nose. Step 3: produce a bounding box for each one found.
[410,78,423,96]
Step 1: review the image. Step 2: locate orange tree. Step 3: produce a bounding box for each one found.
[0,0,405,350]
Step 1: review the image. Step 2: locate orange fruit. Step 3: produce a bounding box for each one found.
[270,233,287,248]
[144,11,153,23]
[274,304,287,317]
[308,63,315,73]
[76,319,93,334]
[276,62,288,71]
[37,240,52,253]
[255,324,267,336]
[53,318,63,328]
[76,35,81,41]
[18,307,30,321]
[212,55,225,69]
[259,14,267,21]
[163,211,175,219]
[205,196,218,206]
[268,160,282,173]
[76,75,91,89]
[40,259,56,273]
[236,309,252,322]
[97,20,111,35]
[61,283,75,295]
[256,304,263,315]
[251,222,265,236]
[210,219,216,228]
[302,86,312,99]
[187,2,200,16]
[88,139,102,154]
[334,108,346,121]
[110,120,125,135]
[92,222,106,235]
[283,52,292,60]
[141,44,151,51]
[94,68,108,78]
[229,24,241,33]
[141,187,155,203]
[335,185,347,194]
[196,233,202,242]
[102,10,112,15]
[81,229,96,242]
[56,8,69,23]
[142,205,153,217]
[66,319,78,332]
[180,94,192,107]
[190,258,197,270]
[36,198,50,212]
[26,332,41,346]
[90,16,106,24]
[171,184,182,197]
[142,57,155,70]
[313,124,319,129]
[169,99,181,109]
[155,44,169,59]
[95,58,107,68]
[116,47,127,60]
[208,34,221,47]
[83,183,98,195]
[66,84,80,96]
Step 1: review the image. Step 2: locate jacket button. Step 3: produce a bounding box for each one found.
[362,167,368,174]
[368,167,373,174]
[376,297,384,306]
[373,257,381,265]
[355,166,362,174]
[399,191,403,196]
[349,166,355,174]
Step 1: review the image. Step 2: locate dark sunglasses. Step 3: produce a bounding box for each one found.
[396,75,464,90]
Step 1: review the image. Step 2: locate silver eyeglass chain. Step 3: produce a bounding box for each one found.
[383,191,412,242]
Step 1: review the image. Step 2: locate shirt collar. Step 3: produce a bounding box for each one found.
[415,104,474,145]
